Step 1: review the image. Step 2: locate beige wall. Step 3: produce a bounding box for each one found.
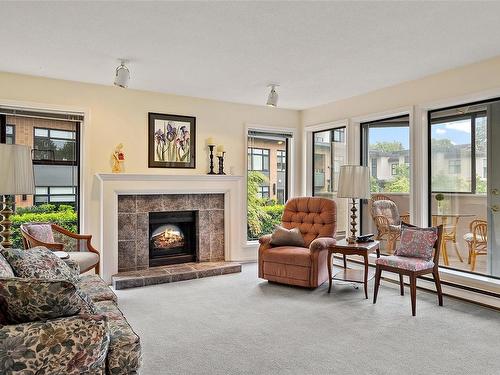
[302,55,500,126]
[0,72,301,245]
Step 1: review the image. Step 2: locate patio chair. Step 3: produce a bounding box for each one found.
[463,219,487,272]
[432,215,463,266]
[20,222,100,274]
[370,194,409,253]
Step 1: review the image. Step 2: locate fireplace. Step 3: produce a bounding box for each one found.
[149,210,198,267]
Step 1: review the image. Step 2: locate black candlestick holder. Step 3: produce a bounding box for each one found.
[217,152,226,175]
[208,145,216,174]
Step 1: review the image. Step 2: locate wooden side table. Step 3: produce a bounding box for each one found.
[327,239,380,299]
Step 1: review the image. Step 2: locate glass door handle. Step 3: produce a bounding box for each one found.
[492,205,500,212]
[492,189,500,195]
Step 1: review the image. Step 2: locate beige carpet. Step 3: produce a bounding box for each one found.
[115,263,500,375]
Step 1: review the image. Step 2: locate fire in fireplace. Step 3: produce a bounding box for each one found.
[149,210,198,266]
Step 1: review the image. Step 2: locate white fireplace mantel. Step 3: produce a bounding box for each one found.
[95,173,247,283]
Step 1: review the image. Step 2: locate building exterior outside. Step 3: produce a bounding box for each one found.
[247,137,287,204]
[5,115,78,208]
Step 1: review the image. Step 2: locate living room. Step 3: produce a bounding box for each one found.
[1,2,499,375]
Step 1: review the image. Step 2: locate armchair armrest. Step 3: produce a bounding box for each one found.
[372,215,390,232]
[309,237,336,252]
[0,314,110,374]
[258,234,272,246]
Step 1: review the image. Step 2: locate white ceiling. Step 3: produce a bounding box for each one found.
[2,1,500,110]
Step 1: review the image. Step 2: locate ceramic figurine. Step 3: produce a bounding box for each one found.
[112,143,125,173]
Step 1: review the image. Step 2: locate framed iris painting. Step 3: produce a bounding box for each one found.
[148,112,196,168]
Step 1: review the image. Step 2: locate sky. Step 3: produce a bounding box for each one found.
[369,119,477,150]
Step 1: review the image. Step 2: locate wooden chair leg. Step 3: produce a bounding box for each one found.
[471,249,477,272]
[94,262,100,275]
[343,254,347,269]
[433,269,443,306]
[441,241,449,266]
[373,267,382,304]
[410,274,417,316]
[399,274,404,296]
[452,240,463,263]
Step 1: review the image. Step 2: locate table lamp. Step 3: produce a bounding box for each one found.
[0,144,35,248]
[337,165,370,244]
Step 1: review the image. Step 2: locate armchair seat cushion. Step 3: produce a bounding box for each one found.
[463,232,487,243]
[93,300,142,374]
[68,251,99,273]
[78,275,117,303]
[376,255,434,271]
[261,246,311,267]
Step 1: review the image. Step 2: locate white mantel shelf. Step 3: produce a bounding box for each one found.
[94,173,250,283]
[96,173,244,182]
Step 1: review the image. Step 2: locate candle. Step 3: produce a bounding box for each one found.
[216,145,225,153]
[207,137,215,146]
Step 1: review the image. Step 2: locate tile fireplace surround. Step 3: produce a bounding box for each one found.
[117,193,225,272]
[95,174,246,283]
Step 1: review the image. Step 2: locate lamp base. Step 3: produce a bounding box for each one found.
[347,235,357,244]
[0,195,13,248]
[348,198,358,243]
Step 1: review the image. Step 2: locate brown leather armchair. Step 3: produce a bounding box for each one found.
[258,197,337,288]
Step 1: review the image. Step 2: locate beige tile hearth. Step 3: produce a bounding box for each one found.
[112,261,241,290]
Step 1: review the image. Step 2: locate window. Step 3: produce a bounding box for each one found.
[361,115,410,253]
[391,163,398,175]
[312,126,347,235]
[247,130,291,240]
[277,150,286,172]
[483,158,487,178]
[6,124,14,144]
[34,127,76,162]
[248,147,270,173]
[333,128,345,143]
[371,158,377,177]
[257,185,270,199]
[448,159,461,174]
[0,111,81,249]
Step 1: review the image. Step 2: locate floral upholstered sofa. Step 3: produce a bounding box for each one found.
[0,246,141,375]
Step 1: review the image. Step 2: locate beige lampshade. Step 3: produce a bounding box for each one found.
[337,165,370,199]
[0,144,35,195]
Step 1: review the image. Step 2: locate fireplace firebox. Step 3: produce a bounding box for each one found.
[149,210,198,267]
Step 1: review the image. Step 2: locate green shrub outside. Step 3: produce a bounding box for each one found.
[9,204,77,249]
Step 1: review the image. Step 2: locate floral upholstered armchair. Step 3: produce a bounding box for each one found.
[20,222,100,274]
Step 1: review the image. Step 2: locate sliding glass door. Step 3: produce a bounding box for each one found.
[312,127,347,236]
[429,100,500,277]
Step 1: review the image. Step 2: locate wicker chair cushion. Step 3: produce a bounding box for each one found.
[372,200,401,226]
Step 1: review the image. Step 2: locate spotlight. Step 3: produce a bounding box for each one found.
[266,84,279,107]
[114,62,130,88]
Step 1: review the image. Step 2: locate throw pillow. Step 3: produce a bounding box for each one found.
[394,225,438,260]
[270,226,305,247]
[1,246,79,283]
[0,277,96,324]
[0,252,14,278]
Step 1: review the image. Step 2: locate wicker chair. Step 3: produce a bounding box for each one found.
[20,222,100,274]
[463,219,487,272]
[370,194,409,253]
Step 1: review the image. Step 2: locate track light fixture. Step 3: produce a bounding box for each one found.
[266,84,279,107]
[114,61,130,88]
